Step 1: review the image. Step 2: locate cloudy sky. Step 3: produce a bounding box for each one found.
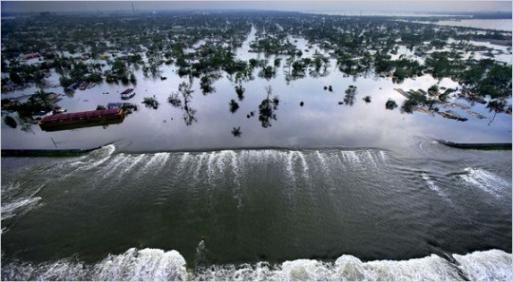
[2,1,511,14]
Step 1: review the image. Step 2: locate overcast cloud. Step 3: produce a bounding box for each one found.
[2,1,511,14]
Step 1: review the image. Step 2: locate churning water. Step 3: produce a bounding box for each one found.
[1,141,511,281]
[2,248,511,281]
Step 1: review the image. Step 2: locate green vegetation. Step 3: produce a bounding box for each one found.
[343,85,358,106]
[231,127,242,137]
[0,11,511,129]
[168,93,182,107]
[385,99,398,110]
[229,99,240,113]
[142,96,159,109]
[258,86,280,128]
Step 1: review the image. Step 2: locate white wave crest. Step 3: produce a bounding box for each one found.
[79,144,116,170]
[460,168,510,197]
[3,249,510,281]
[93,248,187,281]
[340,150,361,165]
[1,196,42,220]
[454,249,512,281]
[339,150,386,169]
[1,184,45,221]
[2,248,186,281]
[142,152,170,173]
[421,173,440,192]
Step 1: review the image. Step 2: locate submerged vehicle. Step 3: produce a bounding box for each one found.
[39,108,125,131]
[121,88,136,100]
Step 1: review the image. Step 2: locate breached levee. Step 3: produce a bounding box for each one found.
[2,248,511,281]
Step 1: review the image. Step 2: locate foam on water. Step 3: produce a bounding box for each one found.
[206,151,218,185]
[93,248,187,281]
[365,151,379,168]
[421,173,440,192]
[119,154,146,178]
[379,150,387,161]
[1,183,44,221]
[63,148,390,184]
[340,150,361,165]
[420,173,452,204]
[454,249,513,281]
[193,152,208,183]
[1,196,42,220]
[142,152,170,173]
[176,153,191,173]
[3,248,510,281]
[460,168,510,197]
[295,151,310,179]
[285,151,297,184]
[79,144,117,171]
[99,153,130,179]
[1,248,187,281]
[315,151,328,171]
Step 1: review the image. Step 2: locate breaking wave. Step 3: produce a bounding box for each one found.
[459,168,511,197]
[1,183,44,222]
[2,248,511,281]
[86,148,389,181]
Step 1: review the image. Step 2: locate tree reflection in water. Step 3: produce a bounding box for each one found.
[178,81,197,126]
[343,85,358,106]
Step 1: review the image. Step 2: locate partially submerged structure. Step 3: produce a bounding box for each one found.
[39,109,125,131]
[121,88,136,100]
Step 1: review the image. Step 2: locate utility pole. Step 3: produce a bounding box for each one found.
[51,137,58,148]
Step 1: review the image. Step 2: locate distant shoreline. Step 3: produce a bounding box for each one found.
[437,140,512,150]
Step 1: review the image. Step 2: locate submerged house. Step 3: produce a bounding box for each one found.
[39,108,125,131]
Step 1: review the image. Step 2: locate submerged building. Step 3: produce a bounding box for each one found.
[39,108,125,131]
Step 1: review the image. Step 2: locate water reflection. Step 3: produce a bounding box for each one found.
[343,85,358,106]
[178,81,198,126]
[235,84,245,101]
[1,26,511,151]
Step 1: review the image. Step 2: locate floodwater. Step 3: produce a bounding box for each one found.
[1,27,511,152]
[1,26,512,281]
[436,19,513,32]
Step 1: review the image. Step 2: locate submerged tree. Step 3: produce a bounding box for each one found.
[486,99,507,125]
[142,96,159,109]
[385,99,398,110]
[258,86,279,128]
[231,126,242,137]
[229,99,239,113]
[178,81,197,126]
[400,90,427,113]
[235,84,245,100]
[168,93,182,107]
[200,75,215,95]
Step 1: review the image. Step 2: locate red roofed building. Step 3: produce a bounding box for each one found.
[39,108,125,131]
